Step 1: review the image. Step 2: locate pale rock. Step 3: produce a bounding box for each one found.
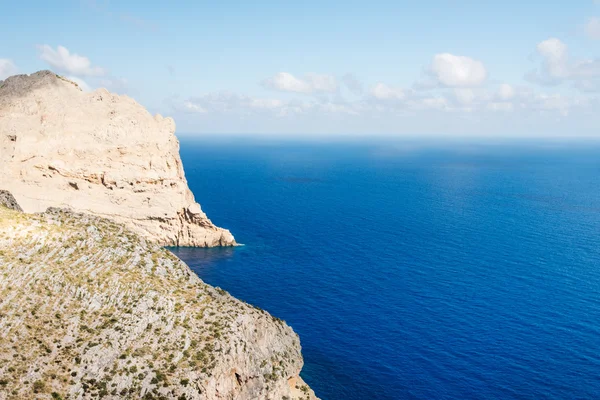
[0,71,235,247]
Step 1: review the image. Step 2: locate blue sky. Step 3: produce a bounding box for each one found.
[2,0,600,136]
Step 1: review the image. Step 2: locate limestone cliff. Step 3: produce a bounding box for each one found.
[0,71,235,247]
[0,202,317,400]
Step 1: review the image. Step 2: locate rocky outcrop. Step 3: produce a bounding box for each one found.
[0,71,235,247]
[0,202,317,400]
[0,190,22,211]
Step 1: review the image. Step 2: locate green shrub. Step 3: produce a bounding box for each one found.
[33,380,46,393]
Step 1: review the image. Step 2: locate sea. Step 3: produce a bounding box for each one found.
[169,137,600,400]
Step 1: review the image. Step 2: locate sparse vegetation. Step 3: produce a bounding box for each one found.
[0,205,309,399]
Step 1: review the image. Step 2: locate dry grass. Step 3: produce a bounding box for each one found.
[0,206,301,400]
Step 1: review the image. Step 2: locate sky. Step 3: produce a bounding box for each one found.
[1,0,600,137]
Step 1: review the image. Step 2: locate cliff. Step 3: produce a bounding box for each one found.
[0,71,235,247]
[0,201,317,400]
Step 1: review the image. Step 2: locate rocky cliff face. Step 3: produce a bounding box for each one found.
[0,202,317,400]
[0,71,235,247]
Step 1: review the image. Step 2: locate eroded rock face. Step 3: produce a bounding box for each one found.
[0,205,317,400]
[0,71,235,247]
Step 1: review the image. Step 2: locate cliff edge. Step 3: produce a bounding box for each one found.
[0,201,317,400]
[0,71,235,247]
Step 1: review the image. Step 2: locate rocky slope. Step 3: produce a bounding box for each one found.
[0,201,317,400]
[0,71,235,247]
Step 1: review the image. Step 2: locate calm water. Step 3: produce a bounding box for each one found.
[170,138,600,400]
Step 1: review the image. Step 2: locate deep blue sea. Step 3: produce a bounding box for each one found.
[170,138,600,400]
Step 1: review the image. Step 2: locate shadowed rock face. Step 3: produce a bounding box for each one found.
[0,203,317,400]
[0,190,22,211]
[0,71,235,247]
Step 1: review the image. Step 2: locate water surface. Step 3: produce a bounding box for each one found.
[171,138,600,400]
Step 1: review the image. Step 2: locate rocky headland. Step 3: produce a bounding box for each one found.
[0,200,316,400]
[0,71,234,247]
[0,72,318,399]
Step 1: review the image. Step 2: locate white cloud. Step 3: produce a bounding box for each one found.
[175,91,368,119]
[536,38,569,79]
[429,53,487,87]
[371,83,406,100]
[169,83,599,135]
[263,73,308,93]
[527,38,600,90]
[250,98,284,110]
[419,96,449,110]
[454,89,476,105]
[262,72,338,94]
[37,45,105,77]
[534,94,572,116]
[497,84,515,100]
[585,17,600,40]
[307,73,338,92]
[0,59,17,80]
[487,102,514,112]
[572,59,600,78]
[366,79,595,117]
[183,101,207,113]
[179,91,290,115]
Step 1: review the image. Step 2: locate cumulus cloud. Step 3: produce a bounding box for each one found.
[0,59,18,80]
[585,17,600,40]
[262,72,338,94]
[171,47,598,129]
[38,45,105,77]
[429,53,487,87]
[367,78,596,117]
[490,88,594,117]
[177,91,288,115]
[527,38,600,90]
[535,38,569,81]
[370,83,406,100]
[174,91,367,118]
[370,82,482,112]
[170,82,598,131]
[497,84,515,100]
[182,101,207,114]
